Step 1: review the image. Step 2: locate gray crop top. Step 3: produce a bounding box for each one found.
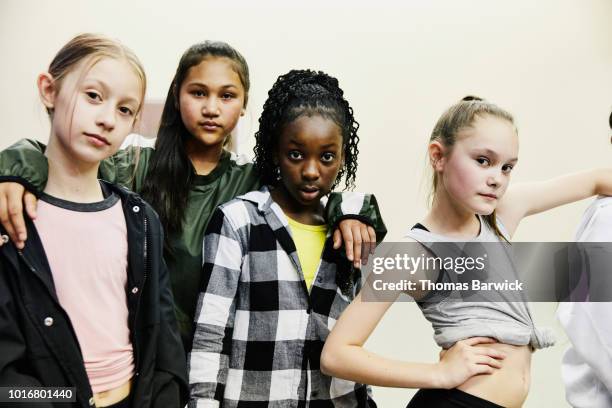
[404,216,555,350]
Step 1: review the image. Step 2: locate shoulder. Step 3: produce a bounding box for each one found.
[214,196,259,232]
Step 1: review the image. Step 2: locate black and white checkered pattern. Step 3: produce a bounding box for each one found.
[189,186,373,407]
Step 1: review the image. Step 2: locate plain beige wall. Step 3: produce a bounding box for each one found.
[2,1,611,406]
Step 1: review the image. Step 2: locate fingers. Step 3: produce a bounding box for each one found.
[24,191,38,220]
[333,229,342,249]
[341,223,354,262]
[367,226,376,253]
[336,220,377,268]
[0,194,20,248]
[0,194,10,247]
[474,355,503,369]
[360,224,372,265]
[352,224,362,269]
[7,188,27,245]
[471,364,496,376]
[473,347,506,360]
[462,337,497,347]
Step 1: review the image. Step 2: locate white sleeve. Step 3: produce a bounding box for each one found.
[558,199,612,406]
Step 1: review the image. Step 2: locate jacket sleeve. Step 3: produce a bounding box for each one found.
[150,215,189,408]
[0,263,54,408]
[325,192,387,243]
[0,138,152,193]
[188,206,244,408]
[0,139,49,193]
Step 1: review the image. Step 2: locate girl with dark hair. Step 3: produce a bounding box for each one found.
[321,97,612,408]
[0,42,385,353]
[189,69,377,407]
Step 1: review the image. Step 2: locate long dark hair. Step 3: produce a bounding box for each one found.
[140,41,249,238]
[253,69,359,191]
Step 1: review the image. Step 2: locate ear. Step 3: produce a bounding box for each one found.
[428,140,447,172]
[37,72,57,111]
[240,107,246,117]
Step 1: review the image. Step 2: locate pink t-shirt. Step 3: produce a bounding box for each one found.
[34,190,134,393]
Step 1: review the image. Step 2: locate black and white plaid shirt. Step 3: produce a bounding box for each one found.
[189,186,375,408]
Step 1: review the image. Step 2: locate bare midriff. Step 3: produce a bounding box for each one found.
[456,343,531,408]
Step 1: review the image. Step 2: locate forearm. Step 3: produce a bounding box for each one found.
[594,168,612,196]
[321,342,441,389]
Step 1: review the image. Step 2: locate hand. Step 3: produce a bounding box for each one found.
[333,219,376,268]
[435,337,506,389]
[0,182,37,249]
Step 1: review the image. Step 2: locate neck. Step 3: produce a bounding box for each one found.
[44,136,103,202]
[423,187,481,238]
[185,138,225,175]
[270,185,324,226]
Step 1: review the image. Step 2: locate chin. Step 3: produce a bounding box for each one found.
[473,204,496,216]
[193,132,226,147]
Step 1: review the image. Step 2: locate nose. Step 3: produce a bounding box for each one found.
[96,103,115,131]
[302,159,320,181]
[202,96,220,117]
[486,169,503,188]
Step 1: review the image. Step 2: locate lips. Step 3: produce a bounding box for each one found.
[479,193,498,200]
[299,186,320,200]
[84,133,111,146]
[200,121,221,131]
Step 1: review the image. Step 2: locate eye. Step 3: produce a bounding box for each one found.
[321,152,336,163]
[119,106,134,116]
[476,156,490,166]
[192,90,206,97]
[86,91,102,101]
[502,164,514,173]
[221,92,235,100]
[288,150,303,160]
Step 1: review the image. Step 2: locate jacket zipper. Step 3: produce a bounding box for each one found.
[132,207,149,379]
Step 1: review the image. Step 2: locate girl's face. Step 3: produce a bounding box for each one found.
[44,57,143,164]
[436,115,518,215]
[178,57,245,148]
[275,115,344,210]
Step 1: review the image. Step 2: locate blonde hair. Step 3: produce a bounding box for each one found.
[46,33,146,117]
[429,96,516,240]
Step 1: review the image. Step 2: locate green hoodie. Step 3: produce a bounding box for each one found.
[0,139,387,351]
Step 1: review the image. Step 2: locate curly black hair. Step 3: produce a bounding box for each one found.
[253,69,360,191]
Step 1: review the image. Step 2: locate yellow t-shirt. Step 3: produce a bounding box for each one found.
[287,217,328,291]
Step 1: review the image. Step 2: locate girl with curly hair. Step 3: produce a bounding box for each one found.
[189,69,379,407]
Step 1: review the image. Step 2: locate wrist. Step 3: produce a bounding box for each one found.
[428,363,447,389]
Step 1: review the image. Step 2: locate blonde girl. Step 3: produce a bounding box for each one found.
[321,96,612,408]
[0,33,187,408]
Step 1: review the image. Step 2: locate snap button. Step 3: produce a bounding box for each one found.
[88,396,95,406]
[1,234,8,243]
[44,317,54,326]
[132,205,140,213]
[131,287,139,294]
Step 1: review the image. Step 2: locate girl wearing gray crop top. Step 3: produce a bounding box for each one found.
[321,97,612,408]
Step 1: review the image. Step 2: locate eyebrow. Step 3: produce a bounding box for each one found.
[186,82,239,90]
[473,148,518,163]
[286,140,340,151]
